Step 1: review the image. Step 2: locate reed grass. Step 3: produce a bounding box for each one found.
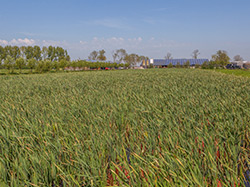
[0,69,249,186]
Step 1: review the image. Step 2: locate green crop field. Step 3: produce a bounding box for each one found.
[214,69,250,78]
[0,69,249,186]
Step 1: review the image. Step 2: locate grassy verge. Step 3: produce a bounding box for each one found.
[213,69,250,78]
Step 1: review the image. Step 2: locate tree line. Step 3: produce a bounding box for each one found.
[165,50,245,69]
[0,46,246,74]
[0,45,70,62]
[0,45,71,73]
[0,46,140,74]
[0,56,131,74]
[89,49,149,66]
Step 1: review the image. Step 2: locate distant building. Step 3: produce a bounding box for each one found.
[147,59,209,67]
[231,61,250,69]
[244,63,250,69]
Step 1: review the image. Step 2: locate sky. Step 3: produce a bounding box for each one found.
[0,0,250,60]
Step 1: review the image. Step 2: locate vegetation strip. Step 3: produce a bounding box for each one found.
[0,69,249,186]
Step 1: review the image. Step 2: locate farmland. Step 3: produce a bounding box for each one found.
[214,69,250,78]
[0,69,249,186]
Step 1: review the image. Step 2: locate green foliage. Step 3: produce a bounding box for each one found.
[195,64,201,69]
[124,53,140,67]
[36,61,44,73]
[88,50,98,61]
[33,45,42,61]
[214,69,250,78]
[27,58,37,72]
[0,69,249,186]
[201,61,209,69]
[53,61,59,71]
[25,46,35,60]
[44,60,52,72]
[59,59,68,70]
[184,61,190,68]
[0,45,69,62]
[0,46,5,62]
[176,62,181,68]
[168,63,173,68]
[148,64,154,68]
[15,57,26,73]
[212,50,230,66]
[112,49,127,63]
[97,49,107,61]
[4,55,15,73]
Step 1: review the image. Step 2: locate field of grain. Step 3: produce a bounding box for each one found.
[0,69,249,186]
[214,69,250,78]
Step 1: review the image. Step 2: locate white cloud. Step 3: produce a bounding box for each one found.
[0,38,70,48]
[0,38,36,46]
[9,38,35,45]
[0,39,8,45]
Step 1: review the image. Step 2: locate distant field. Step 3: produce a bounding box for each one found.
[214,69,250,78]
[0,69,57,75]
[0,69,249,186]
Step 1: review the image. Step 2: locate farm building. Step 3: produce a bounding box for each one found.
[147,59,209,67]
[231,61,250,69]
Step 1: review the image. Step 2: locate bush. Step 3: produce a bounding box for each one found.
[168,63,173,68]
[176,62,181,68]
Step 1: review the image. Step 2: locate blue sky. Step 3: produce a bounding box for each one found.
[0,0,250,60]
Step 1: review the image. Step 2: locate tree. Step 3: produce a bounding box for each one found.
[53,61,60,71]
[168,63,173,68]
[184,61,190,68]
[88,51,98,61]
[212,50,230,66]
[4,55,15,73]
[59,59,68,70]
[124,63,129,69]
[233,55,244,62]
[27,58,37,73]
[47,46,56,61]
[112,50,118,63]
[97,50,106,61]
[113,49,127,64]
[201,61,209,69]
[176,62,181,68]
[124,53,140,67]
[33,46,42,61]
[42,46,48,60]
[192,49,200,59]
[36,61,44,73]
[44,60,52,71]
[16,57,26,73]
[25,46,34,60]
[195,64,201,69]
[65,55,70,62]
[165,52,173,59]
[20,46,26,58]
[55,47,66,61]
[0,46,5,64]
[12,46,20,60]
